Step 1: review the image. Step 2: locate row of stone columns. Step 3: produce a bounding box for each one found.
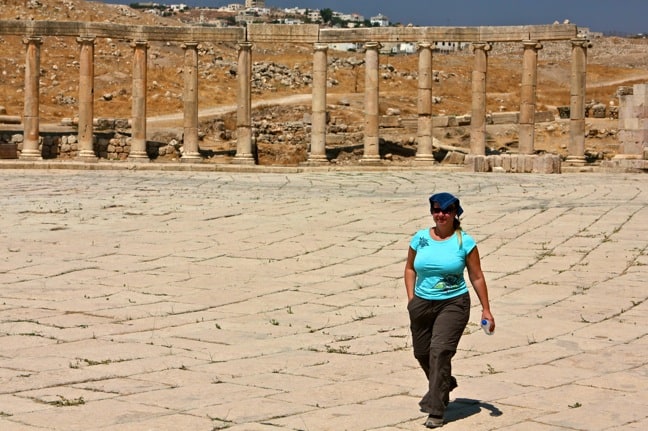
[18,35,590,165]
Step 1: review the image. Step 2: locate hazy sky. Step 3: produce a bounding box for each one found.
[100,0,648,35]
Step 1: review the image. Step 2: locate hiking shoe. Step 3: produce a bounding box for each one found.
[425,415,444,428]
[449,376,458,392]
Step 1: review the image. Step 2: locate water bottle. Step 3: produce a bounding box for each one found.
[481,319,494,335]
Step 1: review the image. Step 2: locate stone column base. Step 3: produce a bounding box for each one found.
[359,156,382,165]
[127,152,150,162]
[414,154,436,163]
[232,154,255,165]
[19,149,42,161]
[564,155,586,166]
[77,150,98,162]
[181,153,201,163]
[302,155,329,166]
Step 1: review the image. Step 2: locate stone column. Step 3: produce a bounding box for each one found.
[416,42,434,162]
[566,38,591,165]
[20,37,42,160]
[361,41,381,164]
[181,42,201,162]
[470,42,491,156]
[129,40,149,161]
[76,37,97,160]
[308,43,328,164]
[233,42,255,164]
[519,40,542,155]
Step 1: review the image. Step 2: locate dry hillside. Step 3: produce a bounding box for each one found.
[2,0,648,162]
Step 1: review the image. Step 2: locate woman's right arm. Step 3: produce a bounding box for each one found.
[404,247,417,302]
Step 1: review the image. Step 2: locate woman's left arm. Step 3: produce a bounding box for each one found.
[466,246,495,331]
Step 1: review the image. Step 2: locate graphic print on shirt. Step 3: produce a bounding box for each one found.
[417,236,430,249]
[434,274,461,291]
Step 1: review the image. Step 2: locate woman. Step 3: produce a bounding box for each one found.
[404,192,494,428]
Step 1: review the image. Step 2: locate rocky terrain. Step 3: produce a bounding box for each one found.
[2,0,648,164]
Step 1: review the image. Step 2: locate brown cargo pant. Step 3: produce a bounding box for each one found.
[407,292,470,416]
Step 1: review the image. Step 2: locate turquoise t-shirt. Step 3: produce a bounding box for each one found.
[409,228,476,300]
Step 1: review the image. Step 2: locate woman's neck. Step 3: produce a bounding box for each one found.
[433,225,454,239]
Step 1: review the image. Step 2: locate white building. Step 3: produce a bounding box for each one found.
[370,13,389,27]
[340,13,364,23]
[220,3,244,12]
[245,0,265,7]
[307,10,322,22]
[432,41,468,53]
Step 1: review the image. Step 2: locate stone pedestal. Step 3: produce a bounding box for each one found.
[615,84,648,160]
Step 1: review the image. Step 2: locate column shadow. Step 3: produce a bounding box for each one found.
[444,397,503,424]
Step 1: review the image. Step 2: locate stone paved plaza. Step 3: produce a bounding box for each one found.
[0,169,646,430]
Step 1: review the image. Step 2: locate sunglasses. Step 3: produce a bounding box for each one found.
[432,206,455,214]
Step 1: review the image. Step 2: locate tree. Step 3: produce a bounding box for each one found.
[320,8,333,24]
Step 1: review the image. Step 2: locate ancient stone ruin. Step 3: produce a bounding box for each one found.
[0,20,645,172]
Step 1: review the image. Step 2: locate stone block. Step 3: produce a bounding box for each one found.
[501,154,512,172]
[457,115,471,126]
[442,151,465,165]
[432,116,449,127]
[380,115,401,128]
[491,112,518,124]
[489,154,502,168]
[0,143,18,159]
[524,154,535,173]
[535,111,555,122]
[465,154,488,172]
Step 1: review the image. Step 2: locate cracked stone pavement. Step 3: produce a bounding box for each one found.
[0,169,646,430]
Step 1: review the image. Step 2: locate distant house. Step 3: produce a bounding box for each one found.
[340,13,364,23]
[433,41,468,53]
[169,4,187,12]
[329,42,361,52]
[220,4,244,12]
[370,14,389,27]
[307,10,322,22]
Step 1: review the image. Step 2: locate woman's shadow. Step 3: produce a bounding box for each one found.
[445,398,503,424]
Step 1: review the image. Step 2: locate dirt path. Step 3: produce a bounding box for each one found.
[146,94,315,127]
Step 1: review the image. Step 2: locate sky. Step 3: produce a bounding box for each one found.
[100,0,648,35]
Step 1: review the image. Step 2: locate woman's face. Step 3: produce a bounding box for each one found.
[432,203,456,225]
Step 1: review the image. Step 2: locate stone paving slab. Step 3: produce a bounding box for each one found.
[0,170,646,430]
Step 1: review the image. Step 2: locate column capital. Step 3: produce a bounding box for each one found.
[417,42,432,51]
[76,36,96,45]
[238,41,253,51]
[364,41,382,50]
[23,36,42,46]
[182,41,199,50]
[313,43,328,52]
[522,40,543,50]
[571,38,592,49]
[130,40,149,49]
[472,41,492,52]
